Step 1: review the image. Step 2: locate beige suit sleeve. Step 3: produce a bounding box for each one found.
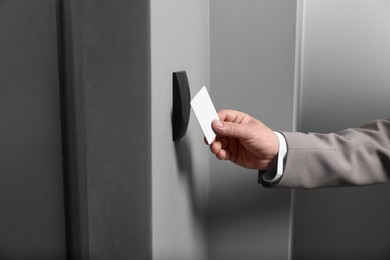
[276,119,390,189]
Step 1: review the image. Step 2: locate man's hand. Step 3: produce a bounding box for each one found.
[210,109,279,171]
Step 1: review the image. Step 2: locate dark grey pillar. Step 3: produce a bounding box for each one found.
[80,1,152,259]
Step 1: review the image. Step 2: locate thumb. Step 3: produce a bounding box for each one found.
[212,120,247,139]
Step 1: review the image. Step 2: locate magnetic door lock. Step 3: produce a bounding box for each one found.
[172,71,190,141]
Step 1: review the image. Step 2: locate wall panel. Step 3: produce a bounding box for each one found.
[151,1,210,259]
[209,1,297,259]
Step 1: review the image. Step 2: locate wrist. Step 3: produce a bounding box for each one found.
[265,131,280,171]
[267,155,278,172]
[260,132,287,185]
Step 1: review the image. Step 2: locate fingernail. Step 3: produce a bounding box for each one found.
[215,120,223,128]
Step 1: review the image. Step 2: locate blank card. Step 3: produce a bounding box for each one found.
[190,86,219,144]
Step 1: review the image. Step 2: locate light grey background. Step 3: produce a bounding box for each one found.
[293,0,390,259]
[209,1,297,259]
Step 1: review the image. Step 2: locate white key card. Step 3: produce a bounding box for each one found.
[190,86,219,144]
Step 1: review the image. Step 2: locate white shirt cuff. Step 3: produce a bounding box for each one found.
[262,132,287,183]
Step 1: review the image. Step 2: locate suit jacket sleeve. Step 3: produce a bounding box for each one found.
[275,118,390,189]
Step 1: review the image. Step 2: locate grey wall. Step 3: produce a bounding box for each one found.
[1,1,311,259]
[79,1,298,259]
[62,0,211,258]
[151,1,210,259]
[0,1,67,258]
[0,1,152,259]
[293,1,390,259]
[209,1,297,259]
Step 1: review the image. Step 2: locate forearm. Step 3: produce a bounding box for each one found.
[277,119,390,189]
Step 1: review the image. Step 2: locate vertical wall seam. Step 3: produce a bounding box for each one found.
[292,0,305,134]
[146,0,153,259]
[289,0,305,259]
[56,0,90,258]
[55,0,70,257]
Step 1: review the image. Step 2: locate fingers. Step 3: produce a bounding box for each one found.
[214,109,254,140]
[217,109,250,123]
[210,138,230,160]
[210,139,221,153]
[215,149,231,160]
[212,119,249,140]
